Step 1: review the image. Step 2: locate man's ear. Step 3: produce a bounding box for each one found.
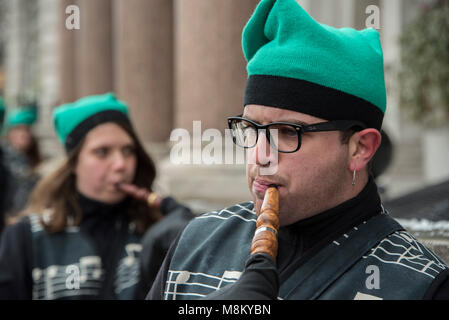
[348,129,382,172]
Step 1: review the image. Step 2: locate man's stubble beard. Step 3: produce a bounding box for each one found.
[249,153,350,227]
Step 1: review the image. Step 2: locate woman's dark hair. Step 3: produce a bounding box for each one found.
[26,121,161,234]
[26,133,42,170]
[118,121,161,233]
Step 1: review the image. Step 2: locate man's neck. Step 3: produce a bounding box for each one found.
[341,171,370,208]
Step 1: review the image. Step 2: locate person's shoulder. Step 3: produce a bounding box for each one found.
[1,216,32,246]
[141,210,191,246]
[194,201,256,223]
[174,201,256,242]
[0,144,30,176]
[4,216,32,233]
[0,144,10,170]
[366,229,448,277]
[426,268,449,299]
[1,144,23,163]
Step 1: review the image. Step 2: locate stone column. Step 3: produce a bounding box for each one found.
[381,0,403,141]
[114,0,174,144]
[174,0,259,132]
[59,0,78,104]
[76,0,113,97]
[37,0,63,161]
[156,0,259,214]
[4,0,26,107]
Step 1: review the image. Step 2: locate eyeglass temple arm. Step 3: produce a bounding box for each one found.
[302,120,366,132]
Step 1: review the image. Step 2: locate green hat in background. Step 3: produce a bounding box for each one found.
[242,0,386,130]
[5,105,38,129]
[53,92,130,153]
[0,96,5,125]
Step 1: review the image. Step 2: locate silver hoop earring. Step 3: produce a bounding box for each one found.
[352,169,357,186]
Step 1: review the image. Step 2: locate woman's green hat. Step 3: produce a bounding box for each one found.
[5,106,38,128]
[53,93,130,152]
[242,0,386,130]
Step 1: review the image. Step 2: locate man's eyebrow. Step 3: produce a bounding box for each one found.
[244,115,311,126]
[277,118,311,126]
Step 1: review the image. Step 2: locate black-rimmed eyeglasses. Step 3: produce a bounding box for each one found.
[227,116,365,153]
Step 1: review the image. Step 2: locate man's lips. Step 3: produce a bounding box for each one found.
[252,179,280,194]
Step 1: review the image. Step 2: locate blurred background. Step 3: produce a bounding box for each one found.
[0,0,448,257]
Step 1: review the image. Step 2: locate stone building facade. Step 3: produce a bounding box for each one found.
[1,0,445,214]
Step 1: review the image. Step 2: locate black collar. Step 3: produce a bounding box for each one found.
[76,191,131,299]
[77,191,127,223]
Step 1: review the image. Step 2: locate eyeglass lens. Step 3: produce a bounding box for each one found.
[231,119,300,152]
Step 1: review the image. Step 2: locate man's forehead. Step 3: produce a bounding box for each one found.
[243,104,326,125]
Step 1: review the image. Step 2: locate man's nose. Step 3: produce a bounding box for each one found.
[251,130,277,166]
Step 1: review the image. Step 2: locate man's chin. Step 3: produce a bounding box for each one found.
[252,195,268,217]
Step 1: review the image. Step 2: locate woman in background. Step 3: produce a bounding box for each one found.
[2,106,41,221]
[0,93,162,299]
[4,105,42,170]
[0,97,6,235]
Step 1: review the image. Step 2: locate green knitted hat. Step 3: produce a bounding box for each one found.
[53,93,130,152]
[242,0,386,129]
[5,106,38,128]
[0,97,5,125]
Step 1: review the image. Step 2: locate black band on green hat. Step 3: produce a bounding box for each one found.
[65,110,131,153]
[244,75,384,130]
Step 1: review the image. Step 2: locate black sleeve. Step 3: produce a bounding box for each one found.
[0,150,11,234]
[0,219,33,300]
[0,161,5,234]
[424,269,449,300]
[159,197,194,219]
[137,198,194,298]
[202,253,279,300]
[145,232,182,300]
